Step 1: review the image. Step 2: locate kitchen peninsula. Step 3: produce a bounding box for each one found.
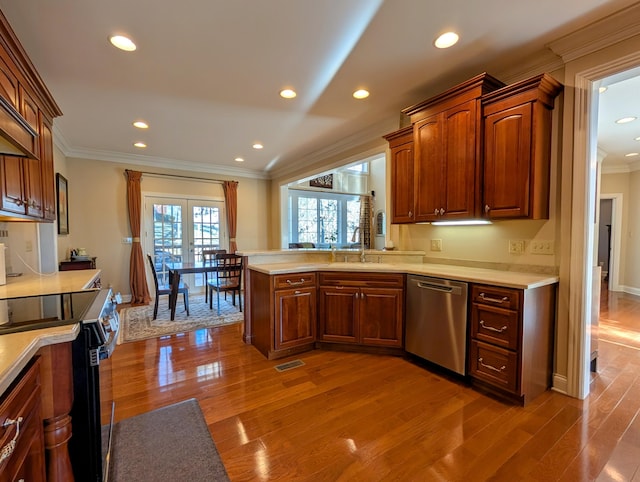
[243,250,558,405]
[0,269,100,481]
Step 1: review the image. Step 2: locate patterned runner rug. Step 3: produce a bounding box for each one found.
[118,294,243,343]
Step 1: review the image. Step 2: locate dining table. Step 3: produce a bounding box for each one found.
[165,260,221,321]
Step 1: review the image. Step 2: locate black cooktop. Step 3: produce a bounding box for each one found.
[0,290,100,335]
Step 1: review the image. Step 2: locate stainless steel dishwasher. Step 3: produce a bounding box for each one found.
[406,275,469,375]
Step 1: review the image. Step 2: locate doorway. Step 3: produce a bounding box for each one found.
[143,196,226,293]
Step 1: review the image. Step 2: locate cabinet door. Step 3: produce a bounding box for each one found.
[442,100,478,219]
[0,155,27,214]
[274,287,316,350]
[359,288,403,347]
[318,286,359,343]
[413,114,444,222]
[39,114,56,220]
[389,135,414,223]
[19,86,40,158]
[24,155,43,217]
[483,102,533,218]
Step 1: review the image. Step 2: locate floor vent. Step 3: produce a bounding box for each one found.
[274,359,305,372]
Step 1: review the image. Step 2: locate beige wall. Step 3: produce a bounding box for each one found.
[600,172,631,288]
[61,157,270,298]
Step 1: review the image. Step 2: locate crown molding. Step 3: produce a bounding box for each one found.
[548,3,640,62]
[52,124,269,180]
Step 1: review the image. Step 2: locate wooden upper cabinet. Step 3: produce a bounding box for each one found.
[0,51,17,107]
[0,11,62,221]
[0,154,26,214]
[39,114,55,220]
[386,73,504,224]
[383,126,414,223]
[482,73,562,219]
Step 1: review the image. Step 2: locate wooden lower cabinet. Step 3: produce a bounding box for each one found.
[0,357,46,482]
[318,272,404,348]
[468,283,556,405]
[250,270,317,359]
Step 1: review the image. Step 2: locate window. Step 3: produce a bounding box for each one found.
[289,191,361,248]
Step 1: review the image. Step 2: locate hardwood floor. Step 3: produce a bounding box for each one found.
[107,295,640,481]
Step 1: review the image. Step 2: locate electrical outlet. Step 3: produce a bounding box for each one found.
[430,239,442,251]
[122,237,133,244]
[531,240,554,255]
[508,240,525,254]
[25,240,32,252]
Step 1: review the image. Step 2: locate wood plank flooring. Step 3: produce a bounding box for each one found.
[107,292,640,481]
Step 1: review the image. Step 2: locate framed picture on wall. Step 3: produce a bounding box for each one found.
[56,173,69,235]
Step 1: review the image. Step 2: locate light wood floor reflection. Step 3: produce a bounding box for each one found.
[109,293,640,481]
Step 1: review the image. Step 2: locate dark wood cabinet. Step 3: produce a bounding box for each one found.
[0,357,46,482]
[468,283,556,405]
[0,12,62,222]
[250,270,317,359]
[482,73,562,219]
[383,126,414,223]
[318,272,404,348]
[386,73,504,223]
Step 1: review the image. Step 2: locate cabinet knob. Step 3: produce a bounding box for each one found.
[485,204,490,213]
[408,211,413,218]
[434,208,439,215]
[439,208,444,215]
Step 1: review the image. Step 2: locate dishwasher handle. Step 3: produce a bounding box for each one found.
[413,280,463,296]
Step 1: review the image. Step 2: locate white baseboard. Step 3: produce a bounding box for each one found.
[621,285,640,296]
[552,373,568,395]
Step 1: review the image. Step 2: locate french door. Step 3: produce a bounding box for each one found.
[144,196,226,293]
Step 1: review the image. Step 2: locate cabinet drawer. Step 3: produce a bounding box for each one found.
[471,284,520,310]
[0,358,42,475]
[319,272,404,288]
[471,303,520,350]
[469,340,518,393]
[273,272,316,289]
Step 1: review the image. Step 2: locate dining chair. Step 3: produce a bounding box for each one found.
[201,248,226,302]
[207,253,242,315]
[147,254,190,320]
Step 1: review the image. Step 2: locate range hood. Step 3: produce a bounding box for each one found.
[0,95,38,159]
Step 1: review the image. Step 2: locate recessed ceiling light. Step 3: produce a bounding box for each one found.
[434,31,459,49]
[234,157,244,162]
[133,121,148,129]
[353,89,369,99]
[280,89,297,99]
[109,35,136,52]
[625,152,639,157]
[598,86,608,94]
[253,143,263,150]
[616,116,637,124]
[133,142,147,148]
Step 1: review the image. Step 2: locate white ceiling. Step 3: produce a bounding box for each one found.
[0,0,637,179]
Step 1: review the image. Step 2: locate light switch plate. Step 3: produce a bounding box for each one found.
[531,240,554,255]
[430,239,442,251]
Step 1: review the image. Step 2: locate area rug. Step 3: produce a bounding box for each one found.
[108,398,229,482]
[118,294,243,344]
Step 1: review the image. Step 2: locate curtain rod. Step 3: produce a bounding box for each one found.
[126,169,236,184]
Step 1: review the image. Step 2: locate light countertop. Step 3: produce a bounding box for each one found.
[0,269,101,299]
[248,262,558,289]
[0,323,79,394]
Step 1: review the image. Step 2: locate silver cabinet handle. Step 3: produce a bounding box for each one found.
[485,204,490,213]
[0,417,23,464]
[480,320,508,333]
[440,208,444,215]
[434,208,439,215]
[479,293,509,304]
[286,279,306,286]
[355,292,359,299]
[294,290,301,295]
[478,358,506,373]
[408,210,413,218]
